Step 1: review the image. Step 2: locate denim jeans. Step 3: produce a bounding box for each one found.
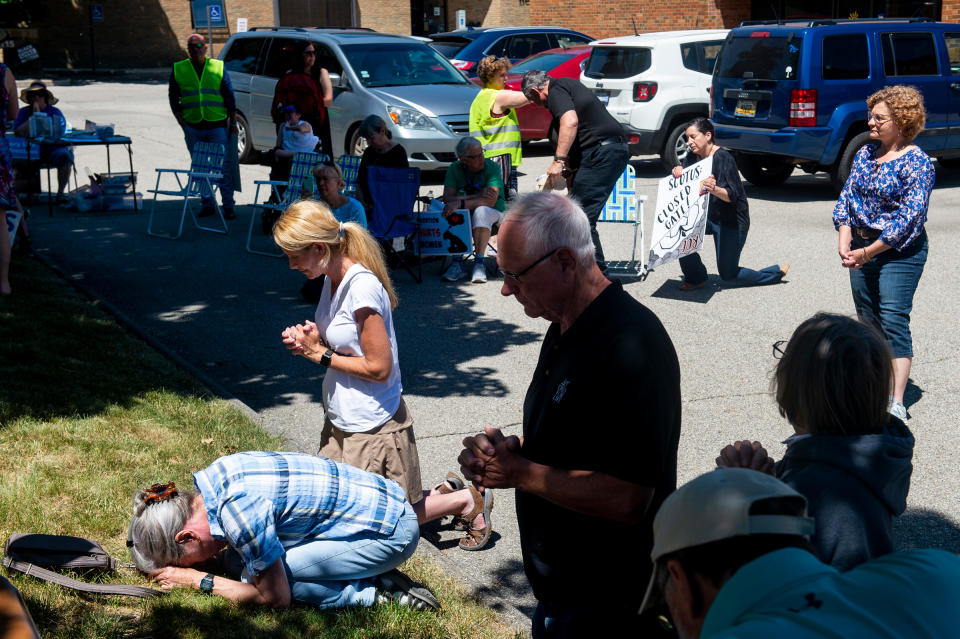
[240,501,419,609]
[849,232,928,358]
[569,141,630,269]
[182,124,235,209]
[679,218,783,286]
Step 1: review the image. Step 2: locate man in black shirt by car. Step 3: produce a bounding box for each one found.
[521,70,630,271]
[458,192,681,638]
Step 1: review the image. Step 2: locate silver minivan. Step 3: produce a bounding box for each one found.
[220,28,479,170]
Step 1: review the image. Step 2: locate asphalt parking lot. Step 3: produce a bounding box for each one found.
[21,81,960,631]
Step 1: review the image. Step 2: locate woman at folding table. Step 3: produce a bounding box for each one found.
[14,82,73,205]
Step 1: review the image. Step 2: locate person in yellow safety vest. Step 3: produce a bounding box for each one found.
[168,33,239,219]
[468,56,529,202]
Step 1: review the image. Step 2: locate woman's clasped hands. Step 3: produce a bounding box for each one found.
[282,321,326,357]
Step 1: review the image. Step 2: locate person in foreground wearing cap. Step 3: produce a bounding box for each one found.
[168,34,238,219]
[459,191,682,637]
[642,468,960,638]
[14,81,74,204]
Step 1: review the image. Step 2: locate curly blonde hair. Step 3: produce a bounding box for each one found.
[867,85,926,141]
[477,55,511,86]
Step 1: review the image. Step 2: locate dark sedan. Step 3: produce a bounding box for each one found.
[430,26,592,76]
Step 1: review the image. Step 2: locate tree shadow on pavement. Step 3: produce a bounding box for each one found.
[473,558,536,619]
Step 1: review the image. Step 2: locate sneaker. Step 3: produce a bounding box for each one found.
[373,569,440,611]
[889,400,908,421]
[471,260,487,283]
[442,260,466,282]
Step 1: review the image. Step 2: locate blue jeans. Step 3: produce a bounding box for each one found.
[849,232,928,358]
[241,501,419,609]
[679,218,783,286]
[182,124,235,209]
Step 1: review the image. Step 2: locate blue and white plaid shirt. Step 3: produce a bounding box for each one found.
[193,451,408,576]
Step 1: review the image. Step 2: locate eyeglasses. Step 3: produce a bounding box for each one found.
[772,340,787,359]
[188,42,206,50]
[868,111,891,124]
[460,152,484,161]
[500,248,558,284]
[303,49,316,56]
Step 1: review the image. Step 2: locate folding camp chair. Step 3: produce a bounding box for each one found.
[598,164,648,278]
[366,165,422,283]
[246,151,325,257]
[488,153,516,202]
[338,154,362,197]
[147,141,227,239]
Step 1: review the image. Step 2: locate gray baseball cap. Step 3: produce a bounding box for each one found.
[639,468,815,613]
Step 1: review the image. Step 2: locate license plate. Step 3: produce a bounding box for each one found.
[735,99,757,118]
[596,91,609,105]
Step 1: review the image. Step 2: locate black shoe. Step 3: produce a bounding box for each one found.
[223,207,236,220]
[373,569,440,611]
[198,205,215,218]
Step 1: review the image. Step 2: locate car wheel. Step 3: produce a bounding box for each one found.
[736,152,795,187]
[830,131,872,193]
[235,113,252,163]
[661,122,690,172]
[350,128,368,157]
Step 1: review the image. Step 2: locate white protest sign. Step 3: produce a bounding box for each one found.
[647,155,712,269]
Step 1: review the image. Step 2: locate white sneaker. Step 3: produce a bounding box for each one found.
[373,569,440,611]
[471,261,487,283]
[442,260,466,282]
[889,400,908,420]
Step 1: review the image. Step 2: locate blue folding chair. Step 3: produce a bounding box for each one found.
[247,152,326,257]
[367,165,422,283]
[338,155,362,197]
[598,164,648,277]
[147,141,227,239]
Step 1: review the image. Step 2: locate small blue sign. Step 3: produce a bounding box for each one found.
[91,4,104,22]
[191,0,227,28]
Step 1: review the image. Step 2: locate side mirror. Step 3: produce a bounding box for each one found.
[329,72,345,89]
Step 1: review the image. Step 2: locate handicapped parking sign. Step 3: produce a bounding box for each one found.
[190,0,227,28]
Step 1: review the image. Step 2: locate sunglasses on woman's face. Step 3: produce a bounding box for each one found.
[304,49,316,56]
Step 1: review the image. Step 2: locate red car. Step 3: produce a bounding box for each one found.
[471,45,591,143]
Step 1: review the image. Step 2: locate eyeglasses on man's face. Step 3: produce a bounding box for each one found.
[500,248,558,284]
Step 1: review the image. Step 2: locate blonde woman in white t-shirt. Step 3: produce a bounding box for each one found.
[274,200,494,551]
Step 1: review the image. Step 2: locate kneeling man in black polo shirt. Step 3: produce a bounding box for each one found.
[459,191,682,638]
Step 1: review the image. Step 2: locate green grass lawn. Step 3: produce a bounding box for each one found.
[0,257,522,639]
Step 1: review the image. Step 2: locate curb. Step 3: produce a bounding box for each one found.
[29,246,532,635]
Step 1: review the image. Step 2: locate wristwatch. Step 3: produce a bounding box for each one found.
[199,573,214,594]
[553,155,567,163]
[320,348,334,368]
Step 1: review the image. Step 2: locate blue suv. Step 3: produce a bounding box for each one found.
[429,27,593,76]
[711,18,960,191]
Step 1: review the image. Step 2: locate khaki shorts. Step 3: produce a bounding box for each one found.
[318,398,423,504]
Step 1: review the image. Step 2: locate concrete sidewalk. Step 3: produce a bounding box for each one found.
[19,81,960,634]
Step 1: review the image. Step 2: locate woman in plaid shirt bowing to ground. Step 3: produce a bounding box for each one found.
[127,451,439,610]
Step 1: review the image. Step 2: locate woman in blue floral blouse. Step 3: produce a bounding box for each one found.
[833,85,934,421]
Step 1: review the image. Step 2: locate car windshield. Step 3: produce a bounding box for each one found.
[715,35,802,80]
[583,47,651,78]
[341,42,470,87]
[509,52,576,74]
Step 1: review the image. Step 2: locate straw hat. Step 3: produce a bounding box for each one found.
[19,81,58,106]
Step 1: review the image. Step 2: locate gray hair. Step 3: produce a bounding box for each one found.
[127,487,196,573]
[456,136,482,157]
[358,114,391,139]
[521,70,550,99]
[505,191,595,267]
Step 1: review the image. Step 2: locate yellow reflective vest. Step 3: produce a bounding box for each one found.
[469,88,522,167]
[174,58,227,123]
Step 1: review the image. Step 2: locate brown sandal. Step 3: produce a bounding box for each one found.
[432,471,464,495]
[458,486,494,551]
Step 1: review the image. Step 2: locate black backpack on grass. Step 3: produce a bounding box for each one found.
[2,533,162,598]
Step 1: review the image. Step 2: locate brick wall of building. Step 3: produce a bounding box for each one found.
[943,0,960,22]
[18,0,275,70]
[530,0,750,39]
[357,0,410,33]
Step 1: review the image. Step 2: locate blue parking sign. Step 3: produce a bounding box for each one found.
[191,0,227,28]
[91,4,104,22]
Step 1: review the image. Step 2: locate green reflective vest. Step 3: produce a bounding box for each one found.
[174,58,227,123]
[469,88,522,167]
